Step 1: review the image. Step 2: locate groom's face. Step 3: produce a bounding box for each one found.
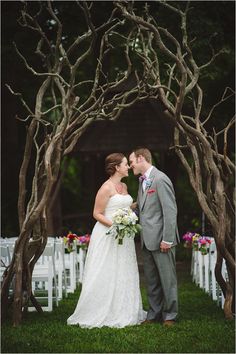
[129,153,142,175]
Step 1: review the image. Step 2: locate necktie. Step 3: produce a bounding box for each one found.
[139,175,147,183]
[139,175,147,192]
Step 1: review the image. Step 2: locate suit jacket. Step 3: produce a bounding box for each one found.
[137,166,179,251]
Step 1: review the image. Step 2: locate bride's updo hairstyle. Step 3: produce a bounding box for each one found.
[105,153,125,176]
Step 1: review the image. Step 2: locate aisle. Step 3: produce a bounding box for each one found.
[1,255,234,354]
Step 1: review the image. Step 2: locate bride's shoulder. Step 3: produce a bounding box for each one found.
[97,180,113,196]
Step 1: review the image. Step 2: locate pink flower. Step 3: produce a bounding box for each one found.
[199,238,207,245]
[198,236,211,245]
[77,234,91,245]
[182,232,194,242]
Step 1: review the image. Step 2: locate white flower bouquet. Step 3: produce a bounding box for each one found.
[106,207,141,245]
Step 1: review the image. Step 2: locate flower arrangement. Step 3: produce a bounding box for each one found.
[77,234,90,250]
[192,234,201,251]
[106,207,141,245]
[198,236,212,255]
[182,232,212,255]
[63,232,90,252]
[63,232,77,252]
[182,232,195,248]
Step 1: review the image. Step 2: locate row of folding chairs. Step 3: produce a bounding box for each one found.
[0,237,87,311]
[191,238,228,309]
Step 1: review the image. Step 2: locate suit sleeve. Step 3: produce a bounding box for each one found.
[156,176,177,243]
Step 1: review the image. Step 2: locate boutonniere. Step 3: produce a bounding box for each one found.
[147,189,156,194]
[145,178,153,188]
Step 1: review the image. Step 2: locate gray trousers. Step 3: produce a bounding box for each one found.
[142,245,178,321]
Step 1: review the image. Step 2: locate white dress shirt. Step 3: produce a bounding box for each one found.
[142,166,153,191]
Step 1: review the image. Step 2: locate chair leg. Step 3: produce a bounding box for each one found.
[198,253,204,288]
[55,283,58,307]
[212,269,217,300]
[79,249,85,283]
[58,271,63,300]
[63,271,68,297]
[204,255,210,293]
[48,278,53,312]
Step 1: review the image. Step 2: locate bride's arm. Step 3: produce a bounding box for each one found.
[93,185,113,227]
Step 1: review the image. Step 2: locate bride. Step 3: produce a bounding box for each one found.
[67,153,146,328]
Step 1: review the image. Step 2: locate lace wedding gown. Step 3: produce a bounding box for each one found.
[67,194,146,328]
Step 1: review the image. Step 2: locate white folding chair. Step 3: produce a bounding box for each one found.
[0,237,6,244]
[203,251,210,293]
[192,250,199,285]
[77,248,86,283]
[5,237,18,261]
[197,251,204,289]
[209,241,218,301]
[31,237,55,292]
[55,238,67,300]
[0,244,11,281]
[219,259,227,309]
[64,240,78,293]
[190,248,194,276]
[30,243,58,311]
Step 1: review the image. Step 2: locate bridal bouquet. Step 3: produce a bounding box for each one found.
[106,207,141,245]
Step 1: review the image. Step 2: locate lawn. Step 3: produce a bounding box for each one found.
[1,262,235,353]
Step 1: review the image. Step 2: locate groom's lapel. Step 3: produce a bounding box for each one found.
[138,180,143,201]
[140,168,156,210]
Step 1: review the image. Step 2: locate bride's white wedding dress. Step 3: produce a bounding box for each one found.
[67,194,146,328]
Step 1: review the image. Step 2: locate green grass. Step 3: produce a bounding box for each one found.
[1,263,235,353]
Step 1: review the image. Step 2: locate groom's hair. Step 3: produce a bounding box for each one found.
[132,147,152,163]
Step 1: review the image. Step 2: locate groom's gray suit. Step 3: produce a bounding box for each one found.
[137,166,179,322]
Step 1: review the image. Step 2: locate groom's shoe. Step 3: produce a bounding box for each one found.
[141,319,156,325]
[163,320,175,327]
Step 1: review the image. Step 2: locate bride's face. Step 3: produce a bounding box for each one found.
[116,157,129,177]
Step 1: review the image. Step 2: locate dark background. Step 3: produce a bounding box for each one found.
[1,1,235,240]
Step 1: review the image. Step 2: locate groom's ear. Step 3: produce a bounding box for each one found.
[137,155,144,163]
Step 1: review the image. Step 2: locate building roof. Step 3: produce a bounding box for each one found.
[76,98,175,153]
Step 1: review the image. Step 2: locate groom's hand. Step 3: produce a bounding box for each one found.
[160,241,171,253]
[131,202,137,210]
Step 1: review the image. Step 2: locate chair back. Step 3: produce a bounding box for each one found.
[1,245,11,265]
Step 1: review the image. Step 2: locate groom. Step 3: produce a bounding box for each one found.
[129,147,179,326]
